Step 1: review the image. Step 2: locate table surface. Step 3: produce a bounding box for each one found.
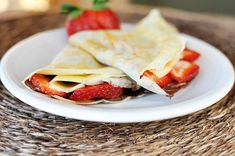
[0,9,234,155]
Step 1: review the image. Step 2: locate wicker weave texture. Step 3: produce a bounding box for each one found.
[0,10,234,155]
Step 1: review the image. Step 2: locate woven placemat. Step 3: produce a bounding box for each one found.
[0,9,234,155]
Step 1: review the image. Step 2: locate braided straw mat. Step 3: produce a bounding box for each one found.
[0,9,234,155]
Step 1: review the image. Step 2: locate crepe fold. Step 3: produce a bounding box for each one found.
[24,46,140,104]
[69,9,186,95]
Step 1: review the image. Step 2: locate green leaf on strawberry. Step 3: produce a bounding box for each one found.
[60,3,84,20]
[92,0,109,10]
[67,10,84,20]
[60,3,79,13]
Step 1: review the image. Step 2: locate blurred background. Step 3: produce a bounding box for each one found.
[0,0,234,17]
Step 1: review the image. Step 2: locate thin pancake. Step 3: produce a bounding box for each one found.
[69,9,185,95]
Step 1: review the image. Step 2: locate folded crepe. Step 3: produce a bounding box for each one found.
[24,46,141,104]
[69,9,186,95]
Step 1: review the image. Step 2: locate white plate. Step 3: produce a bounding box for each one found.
[1,24,234,123]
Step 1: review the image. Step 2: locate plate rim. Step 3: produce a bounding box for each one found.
[1,25,234,123]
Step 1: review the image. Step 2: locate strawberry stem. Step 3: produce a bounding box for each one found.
[92,0,109,10]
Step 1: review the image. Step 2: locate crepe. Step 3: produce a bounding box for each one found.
[24,46,139,104]
[69,9,186,95]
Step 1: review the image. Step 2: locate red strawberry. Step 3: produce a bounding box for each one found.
[70,83,124,101]
[61,1,120,36]
[182,49,200,62]
[143,70,172,88]
[30,74,68,97]
[170,61,199,83]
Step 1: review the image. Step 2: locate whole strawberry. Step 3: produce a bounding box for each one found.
[61,0,120,36]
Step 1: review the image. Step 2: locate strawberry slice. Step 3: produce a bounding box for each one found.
[170,61,199,83]
[182,49,200,62]
[143,70,172,88]
[29,74,68,97]
[70,83,124,101]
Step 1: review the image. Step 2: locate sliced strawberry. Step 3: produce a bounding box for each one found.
[170,61,199,83]
[182,49,200,62]
[70,83,124,101]
[29,74,68,97]
[143,70,173,88]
